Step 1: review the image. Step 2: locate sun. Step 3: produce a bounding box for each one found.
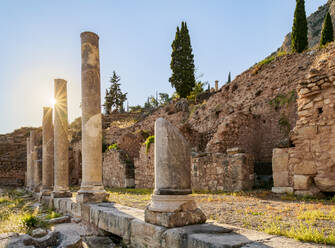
[50,98,57,106]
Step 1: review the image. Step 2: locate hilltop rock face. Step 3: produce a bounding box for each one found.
[280,0,335,52]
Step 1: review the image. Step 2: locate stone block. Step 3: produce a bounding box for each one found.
[272,187,294,194]
[162,223,232,248]
[294,175,312,190]
[81,204,91,223]
[294,161,317,175]
[272,149,289,172]
[314,175,335,192]
[273,171,290,187]
[130,219,167,248]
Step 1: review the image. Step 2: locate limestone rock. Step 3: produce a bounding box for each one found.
[31,228,48,238]
[175,98,189,112]
[46,215,71,225]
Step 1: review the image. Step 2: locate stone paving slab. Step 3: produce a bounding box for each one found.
[48,197,334,248]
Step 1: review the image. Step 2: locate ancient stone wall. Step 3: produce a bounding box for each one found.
[134,144,154,188]
[273,45,335,195]
[192,148,254,192]
[103,149,135,188]
[0,127,41,186]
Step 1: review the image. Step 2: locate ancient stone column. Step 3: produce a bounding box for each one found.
[41,107,54,196]
[29,131,37,191]
[52,79,72,198]
[215,80,219,91]
[77,31,108,203]
[26,137,31,188]
[145,118,206,227]
[32,146,42,192]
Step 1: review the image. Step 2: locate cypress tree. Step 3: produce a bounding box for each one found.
[227,72,231,83]
[169,21,195,98]
[320,12,334,47]
[291,0,308,53]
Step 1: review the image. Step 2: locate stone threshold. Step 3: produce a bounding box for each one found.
[40,196,326,248]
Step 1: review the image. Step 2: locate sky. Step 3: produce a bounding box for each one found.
[0,0,328,134]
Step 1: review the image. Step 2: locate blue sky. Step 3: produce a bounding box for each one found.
[0,0,327,134]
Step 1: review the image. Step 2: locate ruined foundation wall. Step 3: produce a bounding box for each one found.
[134,145,154,189]
[103,149,135,188]
[273,45,335,195]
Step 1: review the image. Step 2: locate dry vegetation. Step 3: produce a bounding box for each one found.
[106,188,335,245]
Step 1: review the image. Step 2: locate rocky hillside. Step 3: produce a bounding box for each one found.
[104,47,331,169]
[280,0,335,52]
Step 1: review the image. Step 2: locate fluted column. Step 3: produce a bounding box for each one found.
[29,131,36,191]
[52,79,72,198]
[77,31,107,203]
[41,107,54,196]
[32,146,41,192]
[26,137,31,188]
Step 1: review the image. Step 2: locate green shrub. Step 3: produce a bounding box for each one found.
[144,136,155,153]
[108,143,118,151]
[22,214,38,229]
[46,211,61,220]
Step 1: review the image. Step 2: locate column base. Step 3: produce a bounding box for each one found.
[145,195,207,228]
[40,189,52,196]
[76,190,109,203]
[51,191,72,198]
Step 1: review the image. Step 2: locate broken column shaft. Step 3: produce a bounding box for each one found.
[52,79,71,198]
[145,118,206,227]
[77,31,107,203]
[41,107,54,195]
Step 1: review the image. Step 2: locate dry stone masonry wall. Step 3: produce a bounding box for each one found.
[273,44,335,196]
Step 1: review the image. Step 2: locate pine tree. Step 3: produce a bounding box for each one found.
[103,71,127,114]
[320,12,334,47]
[291,0,308,53]
[169,22,196,98]
[227,72,231,83]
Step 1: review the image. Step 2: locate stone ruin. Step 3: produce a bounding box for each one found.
[272,45,335,196]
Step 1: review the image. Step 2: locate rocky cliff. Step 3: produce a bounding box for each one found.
[280,0,335,52]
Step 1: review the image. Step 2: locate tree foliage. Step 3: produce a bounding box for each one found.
[291,0,308,53]
[169,21,195,98]
[320,12,334,47]
[227,72,231,83]
[103,71,127,114]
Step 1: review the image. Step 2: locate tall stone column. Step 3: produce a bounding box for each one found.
[32,146,41,192]
[215,80,219,91]
[29,131,37,191]
[26,137,31,188]
[144,118,206,227]
[77,31,107,203]
[41,107,54,196]
[52,79,72,198]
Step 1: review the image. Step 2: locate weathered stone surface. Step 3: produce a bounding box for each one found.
[154,118,192,195]
[46,215,71,225]
[77,31,107,203]
[31,228,48,238]
[53,79,71,197]
[41,107,54,195]
[83,236,116,248]
[130,219,167,248]
[272,148,289,172]
[272,187,294,194]
[273,171,290,187]
[294,161,317,175]
[294,175,312,190]
[145,118,206,227]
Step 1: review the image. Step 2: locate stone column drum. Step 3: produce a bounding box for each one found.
[41,107,54,196]
[77,31,108,203]
[29,131,37,191]
[144,118,206,227]
[26,137,31,188]
[52,79,72,198]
